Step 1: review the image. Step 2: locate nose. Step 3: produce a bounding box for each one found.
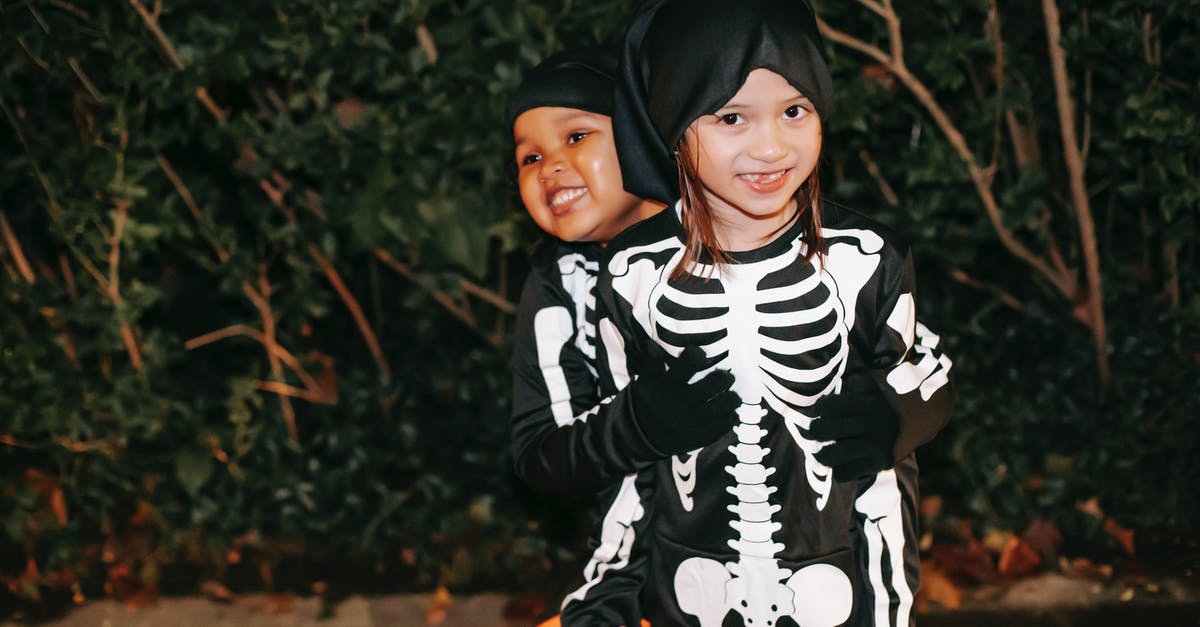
[538,154,567,181]
[747,121,789,163]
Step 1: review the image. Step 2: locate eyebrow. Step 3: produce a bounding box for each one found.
[514,110,604,145]
[717,95,813,111]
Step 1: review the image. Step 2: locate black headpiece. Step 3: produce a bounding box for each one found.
[508,46,619,127]
[615,0,833,203]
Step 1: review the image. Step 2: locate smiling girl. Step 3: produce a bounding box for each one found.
[594,1,957,625]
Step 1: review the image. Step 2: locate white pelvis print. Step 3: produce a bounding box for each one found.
[608,228,885,627]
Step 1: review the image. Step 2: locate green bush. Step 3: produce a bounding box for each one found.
[1,0,1196,610]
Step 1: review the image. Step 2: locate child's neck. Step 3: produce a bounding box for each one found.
[713,198,799,252]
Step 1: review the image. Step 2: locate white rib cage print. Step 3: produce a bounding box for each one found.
[609,227,887,627]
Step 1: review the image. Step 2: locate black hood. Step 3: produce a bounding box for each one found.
[615,0,832,204]
[508,46,618,127]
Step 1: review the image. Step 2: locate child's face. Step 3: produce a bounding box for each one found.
[513,107,644,243]
[684,68,822,220]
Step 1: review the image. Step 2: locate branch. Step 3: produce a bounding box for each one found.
[0,96,63,223]
[195,87,229,122]
[0,211,35,284]
[185,324,331,403]
[416,24,438,63]
[817,12,1076,300]
[106,201,143,371]
[128,0,184,70]
[66,57,105,102]
[373,248,481,331]
[949,268,1026,312]
[243,271,298,442]
[309,245,390,378]
[1043,0,1108,381]
[156,155,230,262]
[857,149,899,207]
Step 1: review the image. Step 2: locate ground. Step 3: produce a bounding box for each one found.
[4,573,1199,627]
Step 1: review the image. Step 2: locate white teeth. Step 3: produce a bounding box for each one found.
[550,187,587,207]
[742,171,785,184]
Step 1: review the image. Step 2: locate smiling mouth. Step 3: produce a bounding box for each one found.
[547,187,588,215]
[737,168,792,193]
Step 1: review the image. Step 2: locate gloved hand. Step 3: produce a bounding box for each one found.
[808,371,899,481]
[628,345,742,456]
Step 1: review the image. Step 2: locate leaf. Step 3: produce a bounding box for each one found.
[201,580,235,603]
[917,561,962,610]
[427,585,452,625]
[175,447,214,494]
[1104,519,1135,556]
[1021,519,1063,560]
[997,536,1041,578]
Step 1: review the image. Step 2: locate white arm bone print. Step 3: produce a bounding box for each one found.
[608,229,888,627]
[557,252,600,375]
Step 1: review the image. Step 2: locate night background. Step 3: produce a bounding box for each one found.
[1,0,1197,624]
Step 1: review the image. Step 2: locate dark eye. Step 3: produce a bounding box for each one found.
[719,113,741,125]
[567,131,588,144]
[784,105,805,119]
[520,153,541,166]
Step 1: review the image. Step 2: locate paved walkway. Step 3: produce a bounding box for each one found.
[6,574,1199,626]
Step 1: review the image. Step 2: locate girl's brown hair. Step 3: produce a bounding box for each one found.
[671,135,826,280]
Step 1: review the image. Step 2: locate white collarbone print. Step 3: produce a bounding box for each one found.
[607,226,894,626]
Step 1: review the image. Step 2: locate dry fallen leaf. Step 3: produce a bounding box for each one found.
[200,580,235,603]
[502,594,547,621]
[1104,519,1135,555]
[920,495,943,520]
[265,593,294,614]
[917,561,962,611]
[1076,497,1104,519]
[997,536,1041,578]
[1021,518,1064,560]
[932,541,995,584]
[981,529,1013,554]
[427,585,452,625]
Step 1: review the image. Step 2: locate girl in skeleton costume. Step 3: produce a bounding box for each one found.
[509,47,738,626]
[592,1,956,625]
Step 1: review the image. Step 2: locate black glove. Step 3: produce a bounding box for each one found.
[808,371,899,481]
[628,345,742,456]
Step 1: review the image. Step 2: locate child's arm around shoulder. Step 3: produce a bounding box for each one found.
[509,245,665,496]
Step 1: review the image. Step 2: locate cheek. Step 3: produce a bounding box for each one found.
[517,172,544,212]
[578,145,620,196]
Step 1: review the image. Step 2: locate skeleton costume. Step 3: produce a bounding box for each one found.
[507,47,658,626]
[593,1,956,625]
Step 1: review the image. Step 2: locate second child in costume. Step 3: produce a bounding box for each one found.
[508,47,708,626]
[592,1,957,625]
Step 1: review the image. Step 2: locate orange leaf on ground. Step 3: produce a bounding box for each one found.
[427,585,452,625]
[503,594,547,621]
[200,580,235,602]
[920,495,943,520]
[1104,519,1135,555]
[917,561,962,611]
[1061,556,1113,580]
[266,593,294,614]
[1076,497,1104,519]
[931,541,995,584]
[997,536,1041,577]
[1021,518,1063,560]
